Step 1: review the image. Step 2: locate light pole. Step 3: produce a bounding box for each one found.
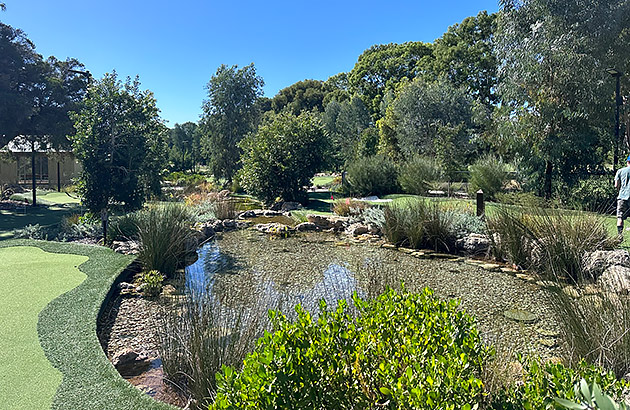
[607,68,623,171]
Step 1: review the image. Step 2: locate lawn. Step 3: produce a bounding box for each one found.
[0,205,78,240]
[12,190,81,206]
[0,240,174,410]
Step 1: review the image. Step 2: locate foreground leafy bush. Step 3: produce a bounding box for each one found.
[344,155,399,197]
[211,287,490,409]
[492,358,627,409]
[398,155,443,195]
[555,379,628,410]
[468,155,510,200]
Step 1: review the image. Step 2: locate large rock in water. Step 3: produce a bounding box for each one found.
[456,233,490,255]
[597,265,630,293]
[295,222,318,232]
[583,250,630,279]
[306,214,349,231]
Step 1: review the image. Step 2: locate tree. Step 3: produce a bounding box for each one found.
[432,11,498,107]
[200,63,263,184]
[0,22,89,204]
[238,112,327,204]
[71,72,167,238]
[271,79,328,115]
[381,79,475,175]
[323,97,371,168]
[495,0,630,198]
[168,122,200,172]
[348,42,434,118]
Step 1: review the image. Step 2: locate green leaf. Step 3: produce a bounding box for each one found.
[379,387,392,396]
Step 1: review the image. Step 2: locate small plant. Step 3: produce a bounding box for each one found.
[268,224,290,239]
[140,270,164,297]
[332,198,370,216]
[360,206,385,228]
[468,155,510,200]
[13,224,49,240]
[398,155,443,195]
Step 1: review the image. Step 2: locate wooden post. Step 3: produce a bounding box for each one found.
[476,189,485,218]
[57,161,61,192]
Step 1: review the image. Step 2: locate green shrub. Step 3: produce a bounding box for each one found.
[136,203,196,277]
[344,155,399,197]
[468,155,509,200]
[566,175,618,213]
[383,199,455,251]
[450,211,486,238]
[140,270,164,297]
[492,358,627,409]
[212,287,489,409]
[398,155,443,195]
[555,379,629,410]
[238,111,327,204]
[107,212,141,242]
[165,171,206,187]
[361,206,386,228]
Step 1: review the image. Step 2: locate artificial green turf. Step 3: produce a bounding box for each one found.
[0,240,175,410]
[12,191,81,205]
[0,246,87,409]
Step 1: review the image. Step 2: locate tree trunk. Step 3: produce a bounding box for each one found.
[31,140,37,206]
[543,160,552,200]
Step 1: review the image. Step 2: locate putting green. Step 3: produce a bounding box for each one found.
[0,246,87,409]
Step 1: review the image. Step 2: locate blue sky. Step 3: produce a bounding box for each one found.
[1,0,499,126]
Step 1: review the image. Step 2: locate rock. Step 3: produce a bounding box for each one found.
[583,249,630,279]
[597,265,630,293]
[222,219,237,231]
[412,251,429,259]
[161,284,177,296]
[535,280,557,288]
[516,273,536,282]
[398,247,416,254]
[111,348,149,367]
[456,233,491,255]
[345,223,369,237]
[199,222,216,239]
[480,263,501,272]
[536,328,560,338]
[539,338,558,348]
[429,253,460,260]
[381,243,397,249]
[295,222,318,232]
[254,223,292,235]
[306,214,349,231]
[118,282,135,290]
[112,240,140,255]
[501,267,518,274]
[503,309,538,324]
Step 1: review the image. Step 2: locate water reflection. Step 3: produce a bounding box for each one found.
[185,241,363,315]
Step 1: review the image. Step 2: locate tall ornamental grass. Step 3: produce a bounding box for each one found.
[398,155,443,195]
[136,203,196,277]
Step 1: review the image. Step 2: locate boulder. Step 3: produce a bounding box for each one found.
[583,250,630,279]
[345,223,369,237]
[112,240,140,255]
[456,233,491,255]
[221,219,237,231]
[254,223,293,235]
[295,222,318,232]
[597,265,630,293]
[111,348,149,368]
[270,201,303,212]
[306,214,349,231]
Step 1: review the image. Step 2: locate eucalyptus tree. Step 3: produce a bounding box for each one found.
[200,63,263,184]
[271,79,328,115]
[496,0,630,198]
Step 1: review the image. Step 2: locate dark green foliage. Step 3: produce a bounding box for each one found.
[200,64,264,184]
[164,171,206,187]
[238,112,327,204]
[344,155,399,197]
[271,79,328,115]
[564,175,618,213]
[555,379,629,410]
[398,155,443,195]
[468,155,510,200]
[323,97,372,168]
[71,72,167,213]
[382,199,455,251]
[212,287,489,409]
[492,358,627,410]
[168,122,201,172]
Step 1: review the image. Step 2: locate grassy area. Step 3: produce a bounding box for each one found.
[0,240,174,409]
[0,246,88,409]
[0,205,80,240]
[12,190,81,205]
[311,175,335,187]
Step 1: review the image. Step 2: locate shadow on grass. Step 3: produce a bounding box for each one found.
[0,205,79,240]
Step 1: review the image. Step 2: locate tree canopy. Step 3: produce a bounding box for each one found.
[200,63,264,184]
